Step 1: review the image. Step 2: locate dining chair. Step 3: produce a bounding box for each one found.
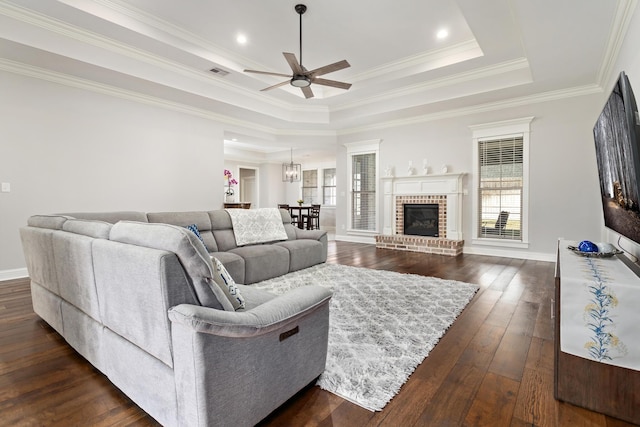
[278,203,299,226]
[303,204,321,230]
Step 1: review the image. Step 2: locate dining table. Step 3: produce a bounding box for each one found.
[287,205,311,229]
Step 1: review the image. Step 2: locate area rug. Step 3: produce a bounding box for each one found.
[253,263,479,411]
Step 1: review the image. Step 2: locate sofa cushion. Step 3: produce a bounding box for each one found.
[212,257,245,310]
[109,221,236,311]
[229,244,290,284]
[275,239,325,272]
[27,214,70,230]
[62,219,112,239]
[61,211,148,223]
[209,252,245,284]
[148,211,218,252]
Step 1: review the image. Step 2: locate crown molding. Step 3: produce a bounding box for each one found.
[596,0,638,87]
[333,58,530,112]
[350,39,483,83]
[0,58,277,132]
[338,84,603,135]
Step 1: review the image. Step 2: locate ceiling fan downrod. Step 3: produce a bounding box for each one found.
[295,4,306,68]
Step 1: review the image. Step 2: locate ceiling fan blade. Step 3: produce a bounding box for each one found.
[261,80,290,91]
[283,52,304,75]
[301,86,314,99]
[311,77,352,90]
[244,69,292,78]
[308,60,350,77]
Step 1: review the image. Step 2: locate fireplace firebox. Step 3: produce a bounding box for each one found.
[403,204,439,237]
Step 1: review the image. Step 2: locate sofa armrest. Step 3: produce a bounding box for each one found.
[168,285,331,337]
[169,285,332,427]
[294,228,327,241]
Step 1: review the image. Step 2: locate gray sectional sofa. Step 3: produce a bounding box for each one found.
[19,209,332,426]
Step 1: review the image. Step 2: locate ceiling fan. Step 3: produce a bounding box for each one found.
[244,4,351,99]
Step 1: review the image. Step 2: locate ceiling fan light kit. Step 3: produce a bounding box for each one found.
[244,4,351,98]
[291,75,311,87]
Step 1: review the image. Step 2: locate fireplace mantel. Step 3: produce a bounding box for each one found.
[381,173,466,240]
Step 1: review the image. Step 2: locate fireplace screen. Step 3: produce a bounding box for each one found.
[403,204,439,237]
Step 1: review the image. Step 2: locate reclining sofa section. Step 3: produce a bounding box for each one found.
[19,209,332,427]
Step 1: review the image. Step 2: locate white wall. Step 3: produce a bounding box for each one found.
[0,71,224,277]
[336,92,606,260]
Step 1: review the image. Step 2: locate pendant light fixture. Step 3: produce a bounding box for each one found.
[282,148,301,182]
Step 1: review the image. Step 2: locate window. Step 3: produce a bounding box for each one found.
[351,152,377,231]
[323,168,336,206]
[302,170,317,203]
[345,140,380,233]
[470,118,532,247]
[478,137,523,240]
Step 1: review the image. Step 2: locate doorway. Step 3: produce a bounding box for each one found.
[239,167,258,208]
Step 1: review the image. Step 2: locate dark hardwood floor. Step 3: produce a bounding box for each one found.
[1,242,636,426]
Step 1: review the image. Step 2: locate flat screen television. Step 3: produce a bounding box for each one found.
[593,71,640,244]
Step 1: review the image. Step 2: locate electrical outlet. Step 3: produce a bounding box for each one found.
[1,182,10,193]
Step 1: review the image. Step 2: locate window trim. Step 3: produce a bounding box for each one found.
[345,140,381,235]
[470,117,533,249]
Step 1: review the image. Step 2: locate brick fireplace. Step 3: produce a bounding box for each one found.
[376,173,465,256]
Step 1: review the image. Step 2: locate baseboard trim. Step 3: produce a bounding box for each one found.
[0,268,29,281]
[333,236,555,262]
[334,234,377,244]
[463,246,555,262]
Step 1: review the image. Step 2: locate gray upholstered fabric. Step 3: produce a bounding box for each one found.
[235,285,277,310]
[61,211,148,223]
[30,281,64,334]
[229,244,290,284]
[109,221,235,311]
[295,229,328,263]
[27,214,70,229]
[93,240,187,367]
[20,210,331,427]
[276,239,325,272]
[209,210,238,251]
[147,211,219,252]
[103,327,178,427]
[19,227,61,294]
[62,219,112,239]
[170,288,331,427]
[60,299,104,370]
[168,286,331,337]
[53,231,101,321]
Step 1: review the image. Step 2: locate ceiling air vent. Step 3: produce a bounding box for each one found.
[209,67,230,76]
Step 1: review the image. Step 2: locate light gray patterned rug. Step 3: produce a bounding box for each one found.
[253,263,479,411]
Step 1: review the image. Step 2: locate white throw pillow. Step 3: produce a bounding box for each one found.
[211,257,245,310]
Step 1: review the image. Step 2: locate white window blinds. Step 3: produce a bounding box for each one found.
[478,137,523,240]
[302,170,318,203]
[351,153,376,231]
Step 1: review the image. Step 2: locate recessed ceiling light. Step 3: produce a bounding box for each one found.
[436,29,449,40]
[236,33,247,45]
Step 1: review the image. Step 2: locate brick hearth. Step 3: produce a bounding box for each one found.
[375,234,464,256]
[378,173,466,256]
